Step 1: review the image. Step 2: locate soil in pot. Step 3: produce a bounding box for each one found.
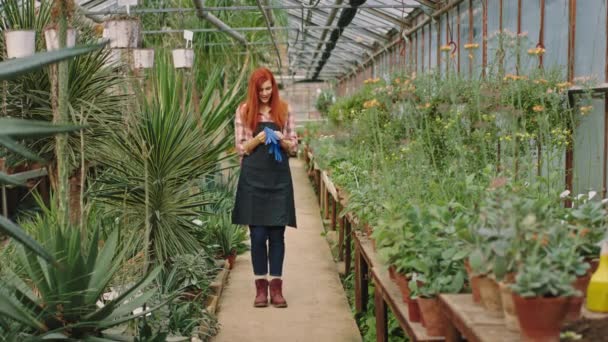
[512,294,569,342]
[478,275,503,314]
[561,316,608,342]
[418,297,447,337]
[498,281,520,331]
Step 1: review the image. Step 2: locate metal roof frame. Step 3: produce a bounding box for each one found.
[76,0,440,81]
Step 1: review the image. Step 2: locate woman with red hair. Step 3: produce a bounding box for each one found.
[232,67,298,308]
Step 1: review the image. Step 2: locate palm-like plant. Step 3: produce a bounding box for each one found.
[93,52,243,265]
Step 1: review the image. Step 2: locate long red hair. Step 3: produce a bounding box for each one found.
[240,67,288,131]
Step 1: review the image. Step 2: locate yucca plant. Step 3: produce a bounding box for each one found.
[0,222,166,340]
[93,52,242,266]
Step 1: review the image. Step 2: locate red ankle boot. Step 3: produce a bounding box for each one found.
[269,278,288,308]
[254,279,269,307]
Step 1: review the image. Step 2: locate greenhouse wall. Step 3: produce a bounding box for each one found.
[337,0,608,196]
[339,0,607,89]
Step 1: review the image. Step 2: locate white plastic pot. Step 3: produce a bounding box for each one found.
[5,30,36,58]
[105,49,122,67]
[103,19,141,48]
[132,48,154,69]
[44,28,77,51]
[172,49,194,69]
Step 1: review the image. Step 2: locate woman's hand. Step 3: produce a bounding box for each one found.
[274,130,284,141]
[255,131,267,144]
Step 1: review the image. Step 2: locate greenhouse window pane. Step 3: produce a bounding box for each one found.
[472,0,483,77]
[431,21,438,70]
[544,0,569,71]
[459,3,470,75]
[574,0,606,82]
[573,97,606,195]
[503,0,518,74]
[520,0,542,73]
[487,0,501,73]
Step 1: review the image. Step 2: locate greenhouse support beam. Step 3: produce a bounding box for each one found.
[339,0,464,81]
[304,0,343,77]
[141,25,396,34]
[83,4,420,16]
[255,0,284,77]
[192,0,248,46]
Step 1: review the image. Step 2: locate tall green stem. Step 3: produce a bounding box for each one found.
[53,1,70,227]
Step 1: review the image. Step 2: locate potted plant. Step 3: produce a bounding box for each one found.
[4,24,36,58]
[172,48,194,69]
[44,27,77,51]
[510,256,578,342]
[132,48,155,69]
[44,0,77,51]
[103,15,141,49]
[209,214,247,269]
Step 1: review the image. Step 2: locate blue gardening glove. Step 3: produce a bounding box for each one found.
[263,127,283,162]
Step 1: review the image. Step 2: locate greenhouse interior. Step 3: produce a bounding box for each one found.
[1,0,608,341]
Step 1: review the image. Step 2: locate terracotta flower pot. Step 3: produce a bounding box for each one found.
[498,281,520,331]
[464,260,482,304]
[512,294,569,342]
[407,297,422,323]
[225,251,237,269]
[388,265,397,281]
[478,275,503,313]
[394,272,410,303]
[564,270,593,321]
[418,297,447,337]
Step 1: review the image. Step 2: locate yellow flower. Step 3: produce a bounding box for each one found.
[527,47,546,56]
[440,45,452,52]
[417,103,431,110]
[532,105,545,113]
[468,53,474,60]
[557,82,572,89]
[580,106,593,115]
[464,43,480,50]
[534,79,548,85]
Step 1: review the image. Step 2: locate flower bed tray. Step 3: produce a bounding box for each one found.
[438,294,520,342]
[371,266,444,342]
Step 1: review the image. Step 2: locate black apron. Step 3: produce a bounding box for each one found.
[232,122,297,228]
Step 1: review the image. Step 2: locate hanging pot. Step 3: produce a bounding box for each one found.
[132,48,155,69]
[172,49,194,69]
[103,19,141,48]
[44,28,76,51]
[5,30,36,58]
[105,49,122,67]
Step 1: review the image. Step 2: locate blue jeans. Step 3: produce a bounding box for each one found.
[249,225,286,277]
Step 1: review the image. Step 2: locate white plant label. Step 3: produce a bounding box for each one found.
[184,30,194,48]
[118,0,138,6]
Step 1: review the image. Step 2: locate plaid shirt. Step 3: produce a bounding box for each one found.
[235,105,298,157]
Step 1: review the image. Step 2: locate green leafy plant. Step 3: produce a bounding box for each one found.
[93,54,241,266]
[0,221,168,339]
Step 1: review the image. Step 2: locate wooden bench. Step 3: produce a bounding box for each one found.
[372,266,445,342]
[439,294,520,342]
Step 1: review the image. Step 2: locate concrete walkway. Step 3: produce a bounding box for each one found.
[213,158,362,342]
